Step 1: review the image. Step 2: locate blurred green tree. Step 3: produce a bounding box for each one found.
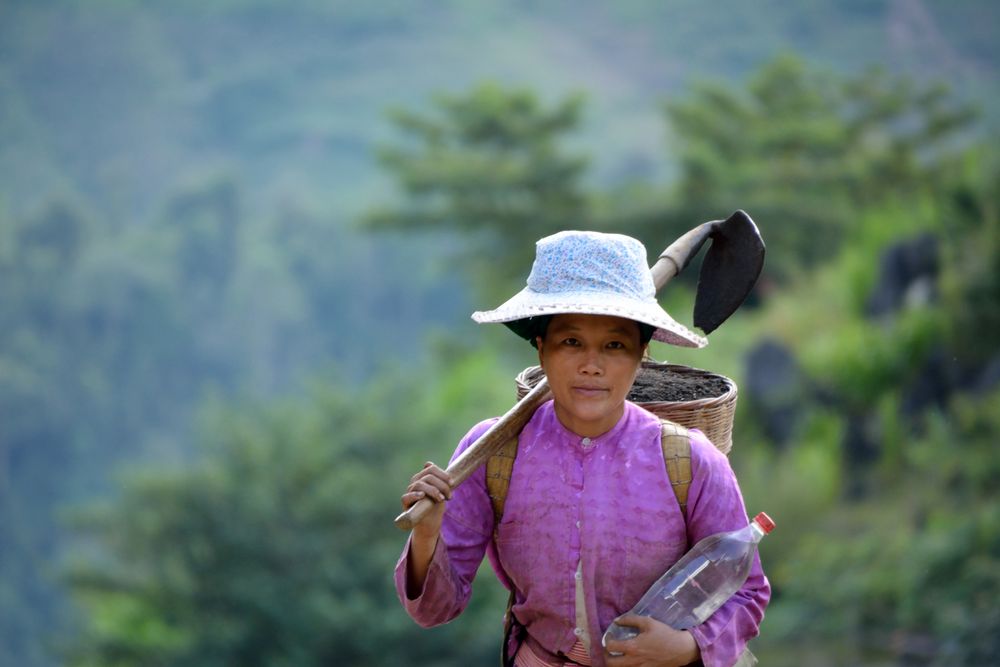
[739,152,1000,664]
[0,196,229,665]
[0,177,478,665]
[661,55,978,280]
[0,201,96,666]
[364,83,590,299]
[939,149,1000,365]
[768,390,1000,665]
[63,355,516,667]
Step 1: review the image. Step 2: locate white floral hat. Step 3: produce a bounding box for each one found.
[472,230,707,348]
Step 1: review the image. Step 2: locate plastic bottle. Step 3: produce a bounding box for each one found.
[602,512,775,648]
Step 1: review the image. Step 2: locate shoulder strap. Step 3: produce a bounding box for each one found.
[488,435,521,667]
[660,420,692,517]
[486,435,519,537]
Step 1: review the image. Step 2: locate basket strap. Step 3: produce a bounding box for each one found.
[660,420,692,517]
[488,435,520,667]
[486,435,519,537]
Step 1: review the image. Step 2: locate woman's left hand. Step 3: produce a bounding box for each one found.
[603,615,700,667]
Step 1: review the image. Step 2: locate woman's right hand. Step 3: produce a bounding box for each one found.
[402,462,453,597]
[401,462,453,540]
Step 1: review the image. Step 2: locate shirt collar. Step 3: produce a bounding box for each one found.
[543,400,635,450]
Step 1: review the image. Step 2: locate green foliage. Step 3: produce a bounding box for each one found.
[938,149,1000,364]
[0,182,470,664]
[767,391,1000,664]
[366,83,590,299]
[64,357,516,666]
[801,306,944,411]
[664,56,978,280]
[732,150,1000,664]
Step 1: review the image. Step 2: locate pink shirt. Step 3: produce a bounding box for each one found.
[395,400,770,667]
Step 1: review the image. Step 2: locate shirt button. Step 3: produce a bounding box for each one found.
[575,570,582,580]
[575,520,581,528]
[574,627,583,636]
[581,437,592,447]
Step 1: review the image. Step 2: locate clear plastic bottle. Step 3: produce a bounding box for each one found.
[602,512,775,648]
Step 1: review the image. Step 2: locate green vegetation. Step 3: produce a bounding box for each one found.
[2,2,999,666]
[366,84,589,297]
[62,358,513,666]
[0,181,468,666]
[663,56,977,280]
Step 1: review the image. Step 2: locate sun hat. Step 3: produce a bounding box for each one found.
[471,230,708,348]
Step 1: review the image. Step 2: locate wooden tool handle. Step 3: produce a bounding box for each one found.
[650,221,714,289]
[394,377,552,530]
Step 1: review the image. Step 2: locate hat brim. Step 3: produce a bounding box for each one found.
[472,288,707,348]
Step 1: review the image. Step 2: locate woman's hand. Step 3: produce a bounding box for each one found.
[401,462,452,597]
[603,615,700,667]
[401,461,453,540]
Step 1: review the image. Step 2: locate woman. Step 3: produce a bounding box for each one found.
[395,230,770,667]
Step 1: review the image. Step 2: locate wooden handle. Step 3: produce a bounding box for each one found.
[650,221,715,290]
[394,377,552,530]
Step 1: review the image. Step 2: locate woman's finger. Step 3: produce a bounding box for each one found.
[408,470,453,497]
[613,614,650,631]
[400,489,436,510]
[409,462,452,486]
[406,478,451,502]
[416,474,453,500]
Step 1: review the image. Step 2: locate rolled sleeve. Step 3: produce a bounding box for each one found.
[393,419,498,628]
[394,534,466,627]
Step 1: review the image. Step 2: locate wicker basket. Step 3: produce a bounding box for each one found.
[514,361,738,455]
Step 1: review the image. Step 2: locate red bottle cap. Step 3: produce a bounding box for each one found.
[753,512,775,534]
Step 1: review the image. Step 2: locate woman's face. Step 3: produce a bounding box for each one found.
[536,313,646,438]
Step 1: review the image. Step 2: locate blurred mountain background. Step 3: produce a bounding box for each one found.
[1,1,998,665]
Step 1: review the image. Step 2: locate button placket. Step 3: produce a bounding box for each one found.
[569,434,585,551]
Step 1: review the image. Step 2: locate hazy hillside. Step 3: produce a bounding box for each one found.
[2,0,997,224]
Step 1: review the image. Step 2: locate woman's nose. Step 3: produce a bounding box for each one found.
[579,349,603,374]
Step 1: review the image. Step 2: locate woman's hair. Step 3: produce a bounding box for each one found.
[523,315,655,349]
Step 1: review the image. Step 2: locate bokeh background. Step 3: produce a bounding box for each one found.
[2,1,998,665]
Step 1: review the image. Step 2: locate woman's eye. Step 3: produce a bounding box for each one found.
[562,338,580,346]
[607,341,626,350]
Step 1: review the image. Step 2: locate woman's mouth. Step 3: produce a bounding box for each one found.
[572,385,608,397]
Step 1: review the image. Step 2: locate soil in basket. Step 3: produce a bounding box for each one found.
[627,366,729,403]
